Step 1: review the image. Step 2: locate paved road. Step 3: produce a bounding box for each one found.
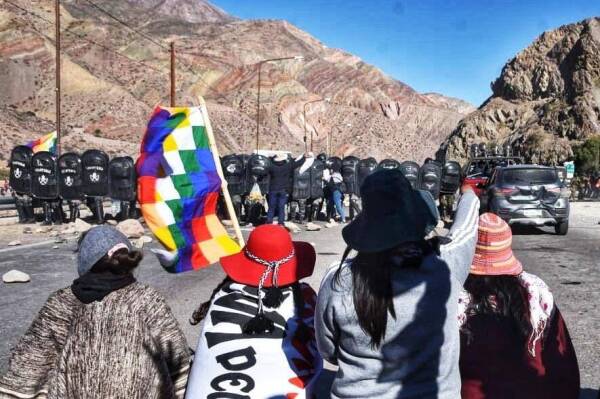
[0,202,598,398]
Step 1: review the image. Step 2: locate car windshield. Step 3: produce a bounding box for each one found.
[503,168,558,185]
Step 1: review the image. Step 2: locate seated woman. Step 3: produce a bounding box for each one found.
[459,213,580,399]
[0,226,190,398]
[315,169,480,398]
[185,224,323,398]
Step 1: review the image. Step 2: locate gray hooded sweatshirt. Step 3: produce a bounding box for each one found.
[315,191,480,399]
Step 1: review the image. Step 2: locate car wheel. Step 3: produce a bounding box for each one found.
[555,220,568,236]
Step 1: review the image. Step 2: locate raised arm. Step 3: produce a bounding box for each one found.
[440,190,480,284]
[292,155,307,169]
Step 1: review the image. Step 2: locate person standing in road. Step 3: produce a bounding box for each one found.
[458,213,580,399]
[323,162,346,223]
[0,226,190,399]
[267,152,307,225]
[315,169,480,399]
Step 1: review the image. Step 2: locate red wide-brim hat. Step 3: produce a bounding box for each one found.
[220,224,316,287]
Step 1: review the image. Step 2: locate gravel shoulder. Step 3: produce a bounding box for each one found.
[0,202,598,398]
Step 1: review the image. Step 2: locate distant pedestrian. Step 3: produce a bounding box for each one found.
[459,213,579,399]
[323,162,346,222]
[267,153,306,225]
[186,224,322,398]
[0,226,190,398]
[315,169,480,398]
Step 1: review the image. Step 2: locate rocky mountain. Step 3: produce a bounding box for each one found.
[0,0,474,165]
[444,17,600,164]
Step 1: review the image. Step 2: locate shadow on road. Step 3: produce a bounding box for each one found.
[511,225,553,236]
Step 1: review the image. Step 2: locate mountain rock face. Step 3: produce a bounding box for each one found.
[0,0,473,163]
[445,17,600,164]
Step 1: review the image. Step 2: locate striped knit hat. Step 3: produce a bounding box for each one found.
[470,213,523,275]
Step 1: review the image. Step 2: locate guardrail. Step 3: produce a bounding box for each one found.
[0,197,16,212]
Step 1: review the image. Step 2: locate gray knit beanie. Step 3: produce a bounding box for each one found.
[77,225,132,276]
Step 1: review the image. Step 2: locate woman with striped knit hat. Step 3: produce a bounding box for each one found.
[459,213,580,399]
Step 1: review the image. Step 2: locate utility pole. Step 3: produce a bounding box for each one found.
[256,61,262,152]
[170,41,176,107]
[55,0,61,156]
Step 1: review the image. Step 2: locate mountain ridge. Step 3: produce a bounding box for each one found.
[445,17,600,164]
[0,0,474,163]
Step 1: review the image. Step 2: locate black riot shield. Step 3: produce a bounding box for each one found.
[58,153,83,201]
[109,156,137,201]
[31,151,59,200]
[357,158,377,192]
[441,161,462,195]
[400,161,420,189]
[378,158,401,171]
[292,164,311,201]
[419,161,442,200]
[81,150,109,197]
[342,156,360,195]
[9,146,33,195]
[222,154,247,197]
[309,159,325,199]
[247,154,271,195]
[326,156,342,173]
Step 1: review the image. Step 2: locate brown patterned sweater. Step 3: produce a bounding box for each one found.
[0,282,190,399]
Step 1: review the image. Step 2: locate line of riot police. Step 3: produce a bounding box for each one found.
[8,146,138,225]
[219,152,464,225]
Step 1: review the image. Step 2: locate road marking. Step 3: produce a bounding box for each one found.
[0,240,60,254]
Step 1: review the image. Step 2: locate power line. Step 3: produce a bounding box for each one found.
[77,0,169,51]
[4,0,167,75]
[5,0,233,103]
[67,0,233,102]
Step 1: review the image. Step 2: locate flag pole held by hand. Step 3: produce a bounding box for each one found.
[198,96,245,247]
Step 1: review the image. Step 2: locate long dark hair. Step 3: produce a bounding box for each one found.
[77,231,143,274]
[90,249,143,274]
[335,239,439,348]
[463,275,532,346]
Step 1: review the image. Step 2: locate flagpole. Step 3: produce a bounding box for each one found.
[198,96,245,247]
[55,0,61,156]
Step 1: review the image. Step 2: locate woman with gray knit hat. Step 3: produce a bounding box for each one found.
[0,225,190,399]
[315,168,480,399]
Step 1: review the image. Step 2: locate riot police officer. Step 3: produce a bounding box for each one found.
[9,146,35,224]
[81,150,110,224]
[31,151,62,225]
[58,153,84,223]
[108,156,137,221]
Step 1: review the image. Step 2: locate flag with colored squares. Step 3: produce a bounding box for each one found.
[137,105,240,273]
[27,131,57,154]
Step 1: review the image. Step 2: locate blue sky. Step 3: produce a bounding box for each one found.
[211,0,599,106]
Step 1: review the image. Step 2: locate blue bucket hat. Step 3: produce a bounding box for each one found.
[77,225,132,276]
[342,169,439,253]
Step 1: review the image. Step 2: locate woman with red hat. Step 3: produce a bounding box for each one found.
[185,224,322,399]
[458,213,580,399]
